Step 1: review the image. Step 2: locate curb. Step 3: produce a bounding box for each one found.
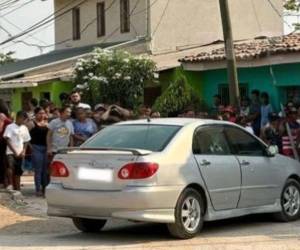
[0,189,27,206]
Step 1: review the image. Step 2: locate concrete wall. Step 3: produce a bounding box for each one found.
[54,0,283,53]
[54,0,147,50]
[149,0,283,54]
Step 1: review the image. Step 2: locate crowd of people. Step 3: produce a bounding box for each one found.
[0,88,300,195]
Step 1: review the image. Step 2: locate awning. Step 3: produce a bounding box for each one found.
[0,68,73,89]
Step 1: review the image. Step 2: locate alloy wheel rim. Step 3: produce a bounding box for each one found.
[283,185,300,217]
[181,196,201,232]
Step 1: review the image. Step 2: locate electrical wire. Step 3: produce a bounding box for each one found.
[151,0,170,37]
[2,16,48,45]
[266,0,294,30]
[1,0,160,52]
[0,0,81,45]
[1,0,35,17]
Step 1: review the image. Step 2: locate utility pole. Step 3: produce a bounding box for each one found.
[219,0,240,108]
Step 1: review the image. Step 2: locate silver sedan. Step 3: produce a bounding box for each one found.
[46,118,300,239]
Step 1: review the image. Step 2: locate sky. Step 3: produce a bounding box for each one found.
[0,0,54,59]
[0,1,298,60]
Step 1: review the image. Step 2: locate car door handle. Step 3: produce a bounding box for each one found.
[240,160,250,166]
[200,159,211,166]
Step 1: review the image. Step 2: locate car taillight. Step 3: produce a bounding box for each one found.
[50,161,69,177]
[118,163,159,180]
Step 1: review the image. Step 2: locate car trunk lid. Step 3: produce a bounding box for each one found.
[53,148,152,191]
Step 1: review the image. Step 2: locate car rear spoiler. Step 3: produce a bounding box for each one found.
[57,147,153,156]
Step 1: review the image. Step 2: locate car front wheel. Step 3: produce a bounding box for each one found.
[274,179,300,222]
[167,188,204,239]
[72,218,107,233]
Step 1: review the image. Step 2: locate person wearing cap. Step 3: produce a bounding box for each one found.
[262,113,282,154]
[3,111,31,190]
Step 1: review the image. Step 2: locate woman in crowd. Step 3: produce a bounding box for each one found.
[73,107,97,146]
[29,107,49,196]
[0,100,11,188]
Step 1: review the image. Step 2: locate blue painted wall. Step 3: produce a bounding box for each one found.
[189,63,300,111]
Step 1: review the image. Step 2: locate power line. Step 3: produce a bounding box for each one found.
[266,0,294,30]
[151,0,170,37]
[1,0,35,17]
[0,0,80,45]
[251,0,262,32]
[1,0,160,52]
[2,16,48,45]
[0,0,19,11]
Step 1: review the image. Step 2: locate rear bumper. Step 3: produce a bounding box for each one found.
[46,183,183,223]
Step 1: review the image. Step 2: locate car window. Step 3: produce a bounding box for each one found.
[193,126,231,155]
[225,126,266,156]
[82,124,181,152]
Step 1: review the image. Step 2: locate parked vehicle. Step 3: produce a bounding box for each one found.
[46,118,300,239]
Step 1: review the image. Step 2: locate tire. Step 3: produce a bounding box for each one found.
[274,179,300,222]
[72,218,107,233]
[167,188,204,239]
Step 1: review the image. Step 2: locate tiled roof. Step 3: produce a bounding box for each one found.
[179,34,300,63]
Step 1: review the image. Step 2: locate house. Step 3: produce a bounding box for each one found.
[0,0,284,112]
[179,33,300,111]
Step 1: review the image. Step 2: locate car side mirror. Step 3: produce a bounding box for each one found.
[267,145,278,157]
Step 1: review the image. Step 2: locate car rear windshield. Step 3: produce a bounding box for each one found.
[82,124,181,152]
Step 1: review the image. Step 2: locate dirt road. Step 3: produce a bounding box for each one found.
[1,177,300,250]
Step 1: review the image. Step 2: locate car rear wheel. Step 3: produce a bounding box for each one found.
[72,218,107,233]
[274,179,300,222]
[167,188,204,239]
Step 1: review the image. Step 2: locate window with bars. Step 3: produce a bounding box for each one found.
[218,84,249,106]
[120,0,130,33]
[97,2,106,37]
[72,7,81,40]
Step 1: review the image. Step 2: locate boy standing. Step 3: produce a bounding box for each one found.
[4,111,31,190]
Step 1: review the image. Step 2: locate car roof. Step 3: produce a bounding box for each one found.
[117,118,232,127]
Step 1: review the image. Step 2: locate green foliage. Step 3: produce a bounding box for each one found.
[153,75,205,116]
[73,48,156,109]
[0,52,15,65]
[284,0,300,11]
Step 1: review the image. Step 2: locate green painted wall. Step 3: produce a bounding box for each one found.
[183,63,300,111]
[12,80,75,112]
[159,67,204,97]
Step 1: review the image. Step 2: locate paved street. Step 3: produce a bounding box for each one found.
[0,177,299,250]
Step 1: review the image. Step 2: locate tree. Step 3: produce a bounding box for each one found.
[0,52,15,65]
[284,0,300,11]
[152,75,206,117]
[73,48,156,109]
[284,0,300,30]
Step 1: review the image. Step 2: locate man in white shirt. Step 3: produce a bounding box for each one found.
[4,111,31,190]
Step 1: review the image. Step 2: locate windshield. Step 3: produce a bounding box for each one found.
[82,124,181,152]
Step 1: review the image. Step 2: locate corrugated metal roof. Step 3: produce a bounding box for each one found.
[0,41,123,78]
